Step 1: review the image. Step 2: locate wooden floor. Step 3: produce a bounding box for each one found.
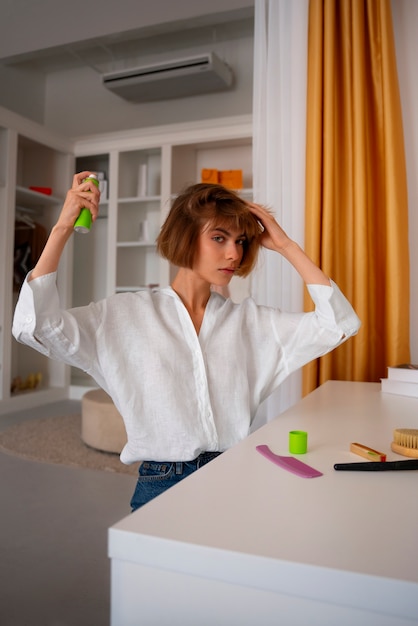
[0,400,135,626]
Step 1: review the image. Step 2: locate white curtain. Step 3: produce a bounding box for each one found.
[251,0,310,426]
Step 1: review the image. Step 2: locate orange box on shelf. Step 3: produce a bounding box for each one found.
[218,170,243,189]
[201,168,219,184]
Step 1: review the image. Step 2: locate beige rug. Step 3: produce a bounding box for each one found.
[0,414,139,476]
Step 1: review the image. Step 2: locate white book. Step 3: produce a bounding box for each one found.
[387,364,418,383]
[381,378,418,398]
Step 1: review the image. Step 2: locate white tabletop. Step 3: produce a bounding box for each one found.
[109,381,418,621]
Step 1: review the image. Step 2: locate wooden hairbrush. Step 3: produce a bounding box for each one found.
[391,428,418,458]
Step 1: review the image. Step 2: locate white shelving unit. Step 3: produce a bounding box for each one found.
[116,148,162,292]
[0,108,74,415]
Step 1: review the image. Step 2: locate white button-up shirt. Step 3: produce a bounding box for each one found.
[12,273,360,463]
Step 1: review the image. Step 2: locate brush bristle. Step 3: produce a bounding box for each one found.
[391,428,418,458]
[393,428,418,449]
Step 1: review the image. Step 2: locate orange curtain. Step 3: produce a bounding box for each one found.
[303,0,410,394]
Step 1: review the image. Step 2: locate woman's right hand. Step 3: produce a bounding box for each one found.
[29,172,101,281]
[56,171,101,231]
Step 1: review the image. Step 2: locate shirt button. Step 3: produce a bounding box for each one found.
[25,316,33,324]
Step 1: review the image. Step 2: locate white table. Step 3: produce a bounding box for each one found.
[108,381,418,625]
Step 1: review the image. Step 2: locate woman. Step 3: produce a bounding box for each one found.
[13,172,360,510]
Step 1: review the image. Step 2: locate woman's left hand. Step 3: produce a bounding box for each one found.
[247,202,292,253]
[248,202,331,286]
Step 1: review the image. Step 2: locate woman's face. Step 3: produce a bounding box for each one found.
[192,222,246,286]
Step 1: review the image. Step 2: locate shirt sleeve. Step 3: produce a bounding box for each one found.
[12,272,56,357]
[306,279,361,339]
[12,271,101,372]
[273,278,361,377]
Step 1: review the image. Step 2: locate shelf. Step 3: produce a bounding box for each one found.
[16,185,64,209]
[118,195,161,204]
[169,188,253,200]
[239,188,254,197]
[117,241,156,248]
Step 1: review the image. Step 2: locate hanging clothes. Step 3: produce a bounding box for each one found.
[14,219,47,291]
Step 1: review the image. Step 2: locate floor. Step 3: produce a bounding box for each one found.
[0,400,136,626]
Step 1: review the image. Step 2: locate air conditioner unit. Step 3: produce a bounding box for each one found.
[102,52,233,103]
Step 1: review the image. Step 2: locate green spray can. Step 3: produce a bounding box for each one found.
[74,173,99,233]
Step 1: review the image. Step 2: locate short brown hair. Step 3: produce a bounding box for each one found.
[157,183,262,277]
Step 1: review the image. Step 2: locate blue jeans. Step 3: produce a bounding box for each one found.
[130,451,222,511]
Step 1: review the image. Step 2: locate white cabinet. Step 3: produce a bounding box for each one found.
[0,107,74,414]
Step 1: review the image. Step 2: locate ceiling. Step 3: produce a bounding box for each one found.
[1,8,254,76]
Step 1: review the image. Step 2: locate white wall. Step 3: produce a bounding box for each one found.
[392,0,418,362]
[0,65,45,123]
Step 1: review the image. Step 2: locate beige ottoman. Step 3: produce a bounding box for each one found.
[81,389,127,454]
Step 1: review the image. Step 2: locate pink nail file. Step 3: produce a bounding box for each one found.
[256,444,323,478]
